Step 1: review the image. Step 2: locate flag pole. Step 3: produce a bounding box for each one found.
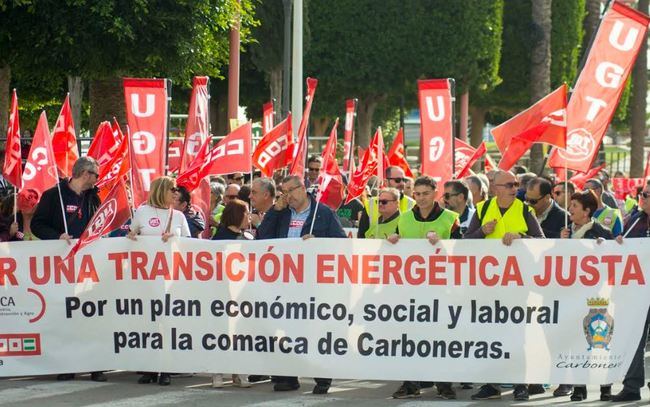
[308,197,320,236]
[56,179,69,236]
[564,160,568,229]
[13,190,17,224]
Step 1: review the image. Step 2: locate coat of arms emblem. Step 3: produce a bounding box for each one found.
[583,297,614,351]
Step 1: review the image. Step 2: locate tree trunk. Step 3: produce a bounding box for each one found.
[0,64,10,138]
[529,0,552,174]
[582,0,602,62]
[211,89,228,138]
[469,106,486,172]
[630,0,648,178]
[89,78,125,134]
[269,67,282,111]
[356,97,380,148]
[67,76,84,134]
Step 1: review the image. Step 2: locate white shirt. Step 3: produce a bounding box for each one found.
[130,204,191,237]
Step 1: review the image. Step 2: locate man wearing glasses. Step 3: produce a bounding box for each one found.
[584,178,623,236]
[362,188,401,238]
[31,157,106,382]
[443,180,475,235]
[387,176,461,400]
[305,155,323,188]
[551,181,575,211]
[357,166,416,238]
[226,172,245,186]
[256,175,345,395]
[611,181,650,402]
[525,177,567,238]
[464,170,544,401]
[223,184,241,206]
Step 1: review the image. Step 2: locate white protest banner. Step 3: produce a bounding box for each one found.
[1,237,649,385]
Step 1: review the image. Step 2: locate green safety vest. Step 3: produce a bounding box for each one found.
[476,198,530,239]
[596,206,622,231]
[397,207,458,239]
[210,204,225,237]
[365,215,400,239]
[624,196,638,215]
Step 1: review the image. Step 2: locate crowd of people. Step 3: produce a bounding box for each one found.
[1,154,649,402]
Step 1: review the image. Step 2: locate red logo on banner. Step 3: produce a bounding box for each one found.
[0,333,41,356]
[124,78,168,207]
[418,79,453,187]
[549,2,650,172]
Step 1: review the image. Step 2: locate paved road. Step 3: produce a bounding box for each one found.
[3,369,650,407]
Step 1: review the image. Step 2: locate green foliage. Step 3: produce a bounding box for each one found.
[551,0,585,87]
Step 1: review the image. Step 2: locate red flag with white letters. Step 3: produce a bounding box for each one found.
[342,99,357,174]
[549,2,650,172]
[3,90,22,188]
[345,129,382,204]
[252,115,293,177]
[289,78,318,176]
[124,78,168,207]
[176,134,212,191]
[457,141,487,179]
[387,128,413,178]
[494,84,567,170]
[88,121,120,171]
[51,94,79,178]
[180,77,210,173]
[65,182,131,260]
[96,124,130,202]
[22,112,58,201]
[262,101,274,136]
[418,79,453,186]
[167,139,183,173]
[178,123,251,187]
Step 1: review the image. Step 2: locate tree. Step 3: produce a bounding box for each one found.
[629,0,648,177]
[306,0,503,148]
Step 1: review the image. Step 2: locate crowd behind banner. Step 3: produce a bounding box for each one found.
[1,150,650,402]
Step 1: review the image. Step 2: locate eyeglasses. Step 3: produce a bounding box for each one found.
[526,196,545,205]
[640,192,650,199]
[307,167,320,172]
[443,192,460,200]
[378,199,397,205]
[87,170,99,177]
[282,184,302,195]
[388,177,406,183]
[495,182,519,189]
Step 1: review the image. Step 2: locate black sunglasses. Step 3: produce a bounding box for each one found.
[388,177,406,183]
[640,192,650,199]
[378,199,396,205]
[496,182,519,189]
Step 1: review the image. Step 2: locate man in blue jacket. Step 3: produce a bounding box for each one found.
[256,175,345,395]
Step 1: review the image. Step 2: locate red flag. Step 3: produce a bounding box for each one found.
[290,78,318,176]
[124,78,168,207]
[494,84,567,170]
[485,152,497,173]
[180,76,210,173]
[342,99,357,174]
[262,101,274,136]
[178,123,251,188]
[387,128,414,178]
[87,121,120,170]
[549,2,650,172]
[192,178,212,239]
[612,177,645,200]
[418,79,453,185]
[3,90,22,188]
[569,163,607,190]
[176,134,213,191]
[345,129,382,204]
[357,146,366,167]
[65,182,131,260]
[644,150,650,180]
[22,112,58,201]
[457,141,487,179]
[96,127,131,202]
[51,94,79,178]
[167,139,183,173]
[252,115,293,177]
[315,119,344,209]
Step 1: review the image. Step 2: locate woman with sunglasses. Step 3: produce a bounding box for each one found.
[128,176,190,386]
[559,190,613,402]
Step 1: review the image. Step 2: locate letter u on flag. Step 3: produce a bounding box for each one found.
[418,79,453,187]
[493,84,568,171]
[548,2,650,172]
[123,78,168,207]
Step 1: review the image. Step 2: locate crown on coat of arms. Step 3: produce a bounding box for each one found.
[587,297,609,307]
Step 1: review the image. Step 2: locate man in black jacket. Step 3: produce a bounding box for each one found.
[256,175,345,395]
[526,177,567,238]
[172,186,206,238]
[31,156,106,382]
